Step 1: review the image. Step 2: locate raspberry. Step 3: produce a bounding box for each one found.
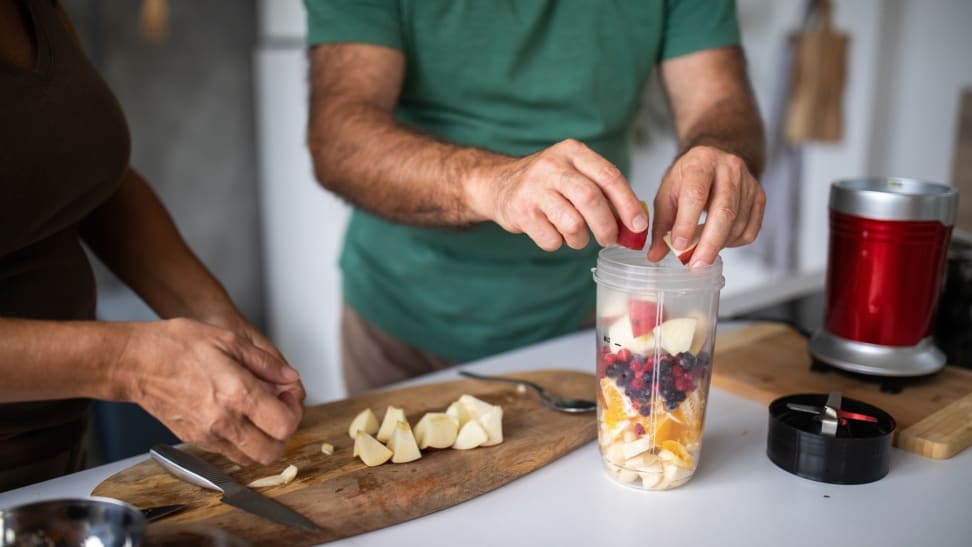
[634,423,646,436]
[616,348,632,362]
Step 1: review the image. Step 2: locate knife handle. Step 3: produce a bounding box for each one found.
[150,444,231,493]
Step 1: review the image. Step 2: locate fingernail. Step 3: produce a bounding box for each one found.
[632,214,647,232]
[674,236,689,249]
[282,366,300,381]
[689,260,706,269]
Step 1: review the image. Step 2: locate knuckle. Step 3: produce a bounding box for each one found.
[755,187,767,206]
[573,184,600,207]
[559,138,584,152]
[714,206,738,223]
[684,185,710,206]
[533,155,561,175]
[690,145,718,162]
[725,154,745,173]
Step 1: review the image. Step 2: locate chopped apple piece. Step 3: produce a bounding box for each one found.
[348,408,379,440]
[445,400,472,427]
[387,420,422,463]
[628,298,663,337]
[622,436,653,460]
[662,224,704,265]
[604,441,626,466]
[376,406,406,443]
[653,317,698,355]
[452,419,488,450]
[457,394,495,421]
[320,443,334,456]
[629,333,656,356]
[414,412,459,449]
[247,464,298,488]
[616,200,650,250]
[354,432,393,467]
[606,316,635,350]
[686,309,710,354]
[478,405,504,447]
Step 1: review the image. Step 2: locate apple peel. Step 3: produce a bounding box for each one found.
[616,200,650,250]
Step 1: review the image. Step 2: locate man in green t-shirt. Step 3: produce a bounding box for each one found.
[303,0,765,394]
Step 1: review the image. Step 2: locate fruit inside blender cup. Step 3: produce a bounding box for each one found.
[596,288,714,490]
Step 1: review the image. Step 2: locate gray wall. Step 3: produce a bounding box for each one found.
[61,0,265,327]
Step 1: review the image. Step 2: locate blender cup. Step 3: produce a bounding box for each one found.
[592,247,724,490]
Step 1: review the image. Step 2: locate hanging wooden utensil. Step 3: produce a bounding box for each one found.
[139,0,169,43]
[784,0,849,143]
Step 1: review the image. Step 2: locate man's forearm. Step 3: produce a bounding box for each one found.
[307,97,507,228]
[679,94,766,179]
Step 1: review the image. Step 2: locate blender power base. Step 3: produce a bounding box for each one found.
[808,330,947,378]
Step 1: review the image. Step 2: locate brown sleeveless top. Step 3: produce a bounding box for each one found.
[0,0,130,490]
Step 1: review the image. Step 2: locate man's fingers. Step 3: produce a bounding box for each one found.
[689,163,739,266]
[671,159,715,250]
[562,139,645,235]
[522,207,564,252]
[647,176,677,262]
[730,183,766,247]
[540,192,590,250]
[559,178,618,247]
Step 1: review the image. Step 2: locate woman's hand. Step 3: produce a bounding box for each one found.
[118,318,305,466]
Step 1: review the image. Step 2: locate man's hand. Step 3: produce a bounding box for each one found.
[120,319,305,466]
[651,46,767,267]
[468,138,648,251]
[647,145,765,266]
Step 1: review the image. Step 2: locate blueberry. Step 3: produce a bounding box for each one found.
[606,363,620,378]
[665,400,680,411]
[640,405,652,416]
[697,351,711,367]
[677,352,697,370]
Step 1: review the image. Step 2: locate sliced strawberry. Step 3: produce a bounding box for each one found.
[662,224,704,265]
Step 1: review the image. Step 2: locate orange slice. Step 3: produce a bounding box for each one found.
[660,440,695,469]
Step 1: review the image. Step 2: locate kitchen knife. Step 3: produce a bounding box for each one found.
[150,444,321,533]
[141,503,187,522]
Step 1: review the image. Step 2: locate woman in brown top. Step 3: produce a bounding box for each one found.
[0,0,305,492]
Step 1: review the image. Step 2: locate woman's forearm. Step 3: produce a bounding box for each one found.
[80,168,240,322]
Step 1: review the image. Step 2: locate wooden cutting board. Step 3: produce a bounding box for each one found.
[712,323,972,459]
[92,370,595,545]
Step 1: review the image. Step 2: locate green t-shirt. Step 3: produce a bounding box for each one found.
[305,0,739,362]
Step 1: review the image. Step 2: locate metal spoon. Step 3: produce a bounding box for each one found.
[458,371,596,413]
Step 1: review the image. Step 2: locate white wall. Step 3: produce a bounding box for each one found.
[868,0,972,183]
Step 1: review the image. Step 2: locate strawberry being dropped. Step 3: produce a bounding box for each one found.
[616,200,649,250]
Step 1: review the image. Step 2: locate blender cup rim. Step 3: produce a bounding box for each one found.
[593,246,725,293]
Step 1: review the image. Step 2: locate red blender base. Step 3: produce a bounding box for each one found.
[808,329,947,377]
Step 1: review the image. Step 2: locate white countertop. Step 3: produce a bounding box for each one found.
[2,323,970,546]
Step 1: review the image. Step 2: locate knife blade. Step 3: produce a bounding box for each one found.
[141,503,187,522]
[150,444,321,533]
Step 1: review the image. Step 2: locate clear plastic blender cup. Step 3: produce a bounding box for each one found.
[592,248,724,490]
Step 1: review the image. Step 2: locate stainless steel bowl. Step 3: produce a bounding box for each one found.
[0,497,146,547]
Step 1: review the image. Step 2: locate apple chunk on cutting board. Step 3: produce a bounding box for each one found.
[91,370,597,545]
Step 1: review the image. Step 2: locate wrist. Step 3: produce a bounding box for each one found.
[460,150,513,224]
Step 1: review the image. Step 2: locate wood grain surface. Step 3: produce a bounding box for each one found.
[93,370,596,545]
[712,322,972,459]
